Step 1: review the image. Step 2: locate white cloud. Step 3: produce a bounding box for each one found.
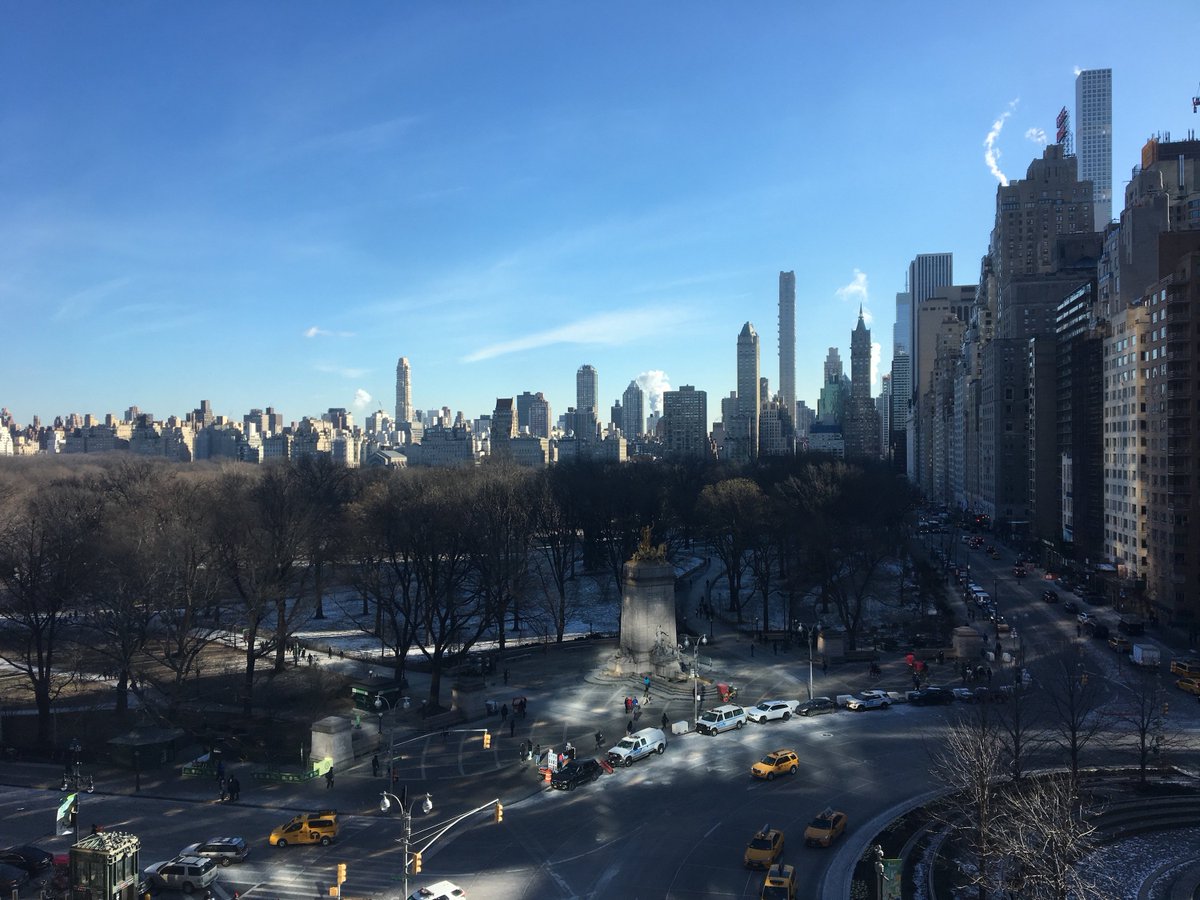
[984,99,1019,186]
[635,370,672,415]
[304,326,355,338]
[352,389,372,409]
[1073,65,1082,77]
[1025,127,1048,146]
[835,269,868,304]
[463,307,689,362]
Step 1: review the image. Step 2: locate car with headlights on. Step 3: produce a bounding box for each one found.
[759,863,796,899]
[743,825,784,869]
[750,749,799,781]
[747,700,800,723]
[803,808,847,847]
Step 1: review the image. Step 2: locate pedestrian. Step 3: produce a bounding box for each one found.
[325,769,334,789]
[661,712,669,730]
[501,703,509,722]
[566,741,575,760]
[230,776,241,802]
[372,754,380,778]
[218,777,227,802]
[509,717,516,738]
[643,674,651,694]
[519,698,526,718]
[750,643,755,657]
[624,696,632,714]
[822,658,828,674]
[987,667,993,684]
[216,759,225,780]
[632,697,639,713]
[1076,623,1081,636]
[626,720,634,735]
[503,668,509,685]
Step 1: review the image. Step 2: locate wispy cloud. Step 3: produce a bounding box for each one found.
[314,362,367,379]
[463,307,689,362]
[352,389,372,410]
[1025,127,1047,146]
[53,276,132,322]
[304,326,355,338]
[835,269,869,306]
[984,100,1019,186]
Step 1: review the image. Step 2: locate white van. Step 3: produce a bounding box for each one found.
[696,704,747,735]
[606,727,667,766]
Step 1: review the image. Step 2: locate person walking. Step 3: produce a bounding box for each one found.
[372,754,380,778]
[500,703,508,722]
[230,776,240,802]
[624,696,632,714]
[218,777,227,803]
[503,668,509,685]
[626,720,634,735]
[594,730,604,750]
[325,769,334,789]
[661,712,669,730]
[509,717,516,738]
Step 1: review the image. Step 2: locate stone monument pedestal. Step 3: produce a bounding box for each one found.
[310,716,354,770]
[613,532,681,678]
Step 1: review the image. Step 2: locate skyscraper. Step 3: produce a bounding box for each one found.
[1075,68,1112,232]
[907,254,953,402]
[621,380,644,438]
[778,271,796,422]
[736,322,760,460]
[395,357,412,424]
[844,309,880,459]
[576,364,598,434]
[662,385,709,458]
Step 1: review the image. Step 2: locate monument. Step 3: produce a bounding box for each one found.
[612,527,682,677]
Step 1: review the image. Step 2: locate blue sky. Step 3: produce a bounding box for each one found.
[3,2,1198,428]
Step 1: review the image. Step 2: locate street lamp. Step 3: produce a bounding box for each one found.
[380,790,432,900]
[679,635,707,728]
[61,738,94,793]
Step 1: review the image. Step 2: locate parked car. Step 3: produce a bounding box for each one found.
[747,700,800,723]
[750,749,799,781]
[179,838,249,866]
[797,697,837,717]
[1042,590,1059,603]
[743,825,785,869]
[911,687,954,706]
[0,846,53,876]
[1108,636,1132,653]
[846,694,891,711]
[606,727,666,766]
[696,704,747,735]
[143,856,219,894]
[803,808,848,847]
[550,758,603,791]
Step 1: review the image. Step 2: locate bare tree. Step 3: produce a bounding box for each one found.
[995,773,1109,900]
[0,475,104,745]
[211,464,316,714]
[466,466,533,650]
[1043,648,1105,789]
[928,704,1006,900]
[292,454,356,620]
[697,477,764,623]
[528,469,583,643]
[345,473,422,688]
[995,677,1047,783]
[1112,672,1170,787]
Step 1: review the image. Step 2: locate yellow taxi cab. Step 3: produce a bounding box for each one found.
[743,825,784,869]
[751,749,799,781]
[1108,635,1132,653]
[760,862,797,899]
[1176,677,1200,697]
[803,808,847,847]
[269,810,339,847]
[1171,658,1200,677]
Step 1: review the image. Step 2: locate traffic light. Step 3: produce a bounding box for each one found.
[336,863,347,886]
[482,731,491,749]
[411,852,422,874]
[494,802,503,823]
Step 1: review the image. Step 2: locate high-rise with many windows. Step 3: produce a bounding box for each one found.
[1075,68,1112,232]
[662,385,709,458]
[395,357,412,424]
[621,380,644,438]
[735,322,760,461]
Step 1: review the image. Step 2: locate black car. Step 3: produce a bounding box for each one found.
[911,688,954,706]
[797,697,837,716]
[0,846,53,876]
[550,758,603,791]
[1042,590,1059,603]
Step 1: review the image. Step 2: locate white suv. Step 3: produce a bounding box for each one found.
[747,700,800,723]
[144,856,219,894]
[696,704,747,735]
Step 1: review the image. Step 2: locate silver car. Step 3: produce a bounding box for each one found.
[180,838,249,866]
[144,856,218,893]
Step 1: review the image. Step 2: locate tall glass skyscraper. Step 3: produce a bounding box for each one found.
[737,322,760,460]
[1075,68,1112,232]
[394,357,412,424]
[778,271,796,422]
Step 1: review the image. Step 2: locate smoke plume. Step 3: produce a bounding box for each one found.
[353,388,372,409]
[984,100,1018,186]
[636,370,672,415]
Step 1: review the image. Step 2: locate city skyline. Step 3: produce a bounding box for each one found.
[3,2,1198,427]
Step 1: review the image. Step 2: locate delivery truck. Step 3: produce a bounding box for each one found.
[1130,644,1161,667]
